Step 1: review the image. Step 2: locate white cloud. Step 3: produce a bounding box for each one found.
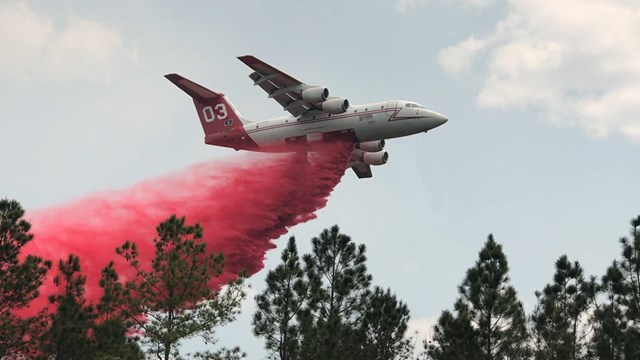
[0,1,137,84]
[438,0,640,142]
[438,36,489,74]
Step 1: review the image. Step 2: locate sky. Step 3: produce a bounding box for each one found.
[1,0,640,357]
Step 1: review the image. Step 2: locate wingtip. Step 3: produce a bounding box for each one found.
[237,55,257,64]
[164,73,182,81]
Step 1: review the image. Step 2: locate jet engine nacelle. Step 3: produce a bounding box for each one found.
[351,149,389,166]
[317,97,349,114]
[301,87,329,103]
[356,140,385,152]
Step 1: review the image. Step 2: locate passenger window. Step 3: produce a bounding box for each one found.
[381,106,384,109]
[354,109,358,113]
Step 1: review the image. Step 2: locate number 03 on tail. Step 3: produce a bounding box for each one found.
[165,55,447,178]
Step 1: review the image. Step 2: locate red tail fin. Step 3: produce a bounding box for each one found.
[165,74,246,135]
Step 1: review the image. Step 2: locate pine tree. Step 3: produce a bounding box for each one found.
[590,216,640,359]
[591,261,625,360]
[360,287,414,360]
[617,215,640,359]
[428,235,528,360]
[40,254,95,359]
[303,225,372,360]
[254,225,415,360]
[425,300,481,360]
[460,235,528,359]
[0,199,52,358]
[530,255,596,360]
[253,236,308,360]
[111,214,246,360]
[94,263,144,359]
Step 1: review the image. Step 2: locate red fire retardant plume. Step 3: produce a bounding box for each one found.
[20,141,352,315]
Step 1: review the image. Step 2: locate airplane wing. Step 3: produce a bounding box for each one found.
[238,55,333,117]
[351,163,373,179]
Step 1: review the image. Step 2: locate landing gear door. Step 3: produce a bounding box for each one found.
[386,101,397,115]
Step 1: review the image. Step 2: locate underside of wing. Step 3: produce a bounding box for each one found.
[238,55,348,117]
[351,163,373,178]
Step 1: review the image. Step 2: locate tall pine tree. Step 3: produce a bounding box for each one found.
[94,262,145,359]
[40,254,95,359]
[253,225,415,360]
[591,215,640,359]
[617,215,640,358]
[360,286,414,360]
[0,199,51,358]
[253,236,308,360]
[428,235,528,360]
[303,225,372,360]
[530,255,596,360]
[591,261,626,360]
[425,300,481,360]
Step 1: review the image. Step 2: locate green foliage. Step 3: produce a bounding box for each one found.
[360,287,414,360]
[253,236,308,360]
[189,346,247,360]
[254,225,414,360]
[303,225,372,360]
[618,216,640,325]
[592,261,626,360]
[94,262,145,359]
[109,214,246,360]
[0,198,52,358]
[530,255,596,360]
[591,215,640,359]
[40,254,95,359]
[428,235,528,360]
[425,302,481,360]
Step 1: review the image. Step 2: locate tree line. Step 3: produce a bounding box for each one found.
[2,197,640,359]
[422,216,640,360]
[253,218,640,360]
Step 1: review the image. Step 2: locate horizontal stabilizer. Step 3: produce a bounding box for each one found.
[164,74,221,102]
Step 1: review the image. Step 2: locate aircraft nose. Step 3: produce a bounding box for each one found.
[435,113,448,126]
[428,110,448,128]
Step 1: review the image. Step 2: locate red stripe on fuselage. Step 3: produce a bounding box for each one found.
[206,107,400,152]
[245,107,399,135]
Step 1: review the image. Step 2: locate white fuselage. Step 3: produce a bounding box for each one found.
[235,100,447,151]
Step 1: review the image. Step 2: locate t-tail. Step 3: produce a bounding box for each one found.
[165,74,249,135]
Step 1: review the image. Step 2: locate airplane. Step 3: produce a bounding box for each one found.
[165,55,447,178]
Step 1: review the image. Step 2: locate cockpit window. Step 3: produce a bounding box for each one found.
[405,103,411,108]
